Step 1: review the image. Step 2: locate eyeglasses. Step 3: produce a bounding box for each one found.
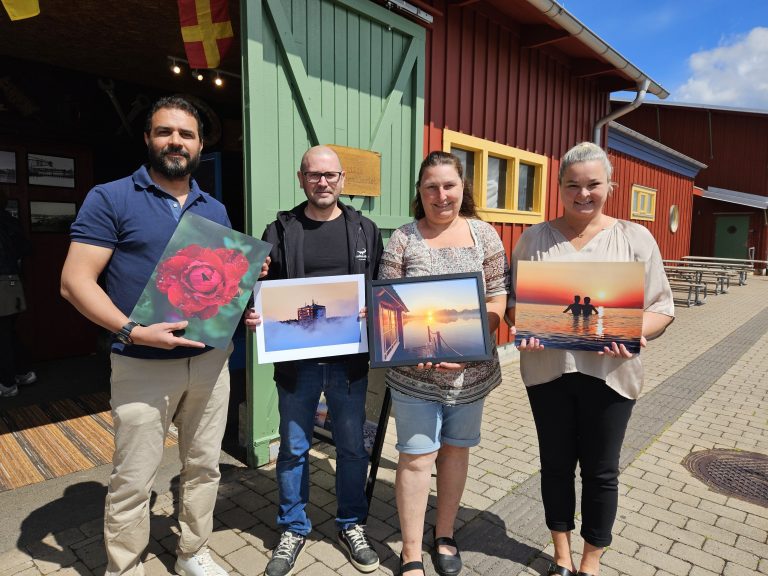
[303,171,342,184]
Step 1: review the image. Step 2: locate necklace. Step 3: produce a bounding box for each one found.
[563,220,587,238]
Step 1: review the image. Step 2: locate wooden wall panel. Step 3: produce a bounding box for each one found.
[617,105,768,196]
[616,103,768,261]
[608,151,695,261]
[244,0,425,235]
[423,1,607,157]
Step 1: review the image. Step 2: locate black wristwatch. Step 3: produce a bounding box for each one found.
[115,321,141,345]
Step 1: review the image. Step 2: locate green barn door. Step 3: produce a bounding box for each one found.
[241,0,425,465]
[714,214,750,259]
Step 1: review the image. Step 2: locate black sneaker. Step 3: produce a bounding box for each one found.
[338,524,380,573]
[265,531,305,576]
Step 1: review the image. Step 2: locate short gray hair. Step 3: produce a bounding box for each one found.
[558,142,613,184]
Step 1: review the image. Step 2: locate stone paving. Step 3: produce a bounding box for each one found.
[1,276,767,576]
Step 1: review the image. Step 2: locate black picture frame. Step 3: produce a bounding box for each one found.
[29,200,77,233]
[27,153,76,188]
[0,150,16,184]
[367,271,493,368]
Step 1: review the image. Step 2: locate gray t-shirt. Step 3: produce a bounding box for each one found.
[509,219,674,400]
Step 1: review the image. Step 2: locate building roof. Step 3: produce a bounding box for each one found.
[612,97,768,117]
[703,187,768,209]
[608,122,707,179]
[514,0,667,98]
[384,0,667,98]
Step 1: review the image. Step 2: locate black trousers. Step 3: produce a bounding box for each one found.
[526,372,635,547]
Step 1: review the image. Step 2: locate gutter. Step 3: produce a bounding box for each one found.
[593,79,649,145]
[523,0,669,99]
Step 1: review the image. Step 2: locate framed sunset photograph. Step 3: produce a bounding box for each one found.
[254,274,368,363]
[514,261,645,353]
[368,272,493,368]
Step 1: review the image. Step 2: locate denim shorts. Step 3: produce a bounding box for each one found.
[391,389,486,454]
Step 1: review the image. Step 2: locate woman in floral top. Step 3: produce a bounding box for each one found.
[379,151,507,576]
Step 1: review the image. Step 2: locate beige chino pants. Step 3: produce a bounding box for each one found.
[104,345,232,576]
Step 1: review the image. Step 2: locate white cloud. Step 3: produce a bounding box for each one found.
[675,27,768,109]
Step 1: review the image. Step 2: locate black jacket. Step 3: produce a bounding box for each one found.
[261,201,384,386]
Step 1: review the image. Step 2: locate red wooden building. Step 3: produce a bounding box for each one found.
[411,0,703,345]
[606,122,706,261]
[612,100,768,263]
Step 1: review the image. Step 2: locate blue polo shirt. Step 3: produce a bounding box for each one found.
[70,165,231,359]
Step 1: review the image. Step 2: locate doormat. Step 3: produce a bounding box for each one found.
[0,392,177,492]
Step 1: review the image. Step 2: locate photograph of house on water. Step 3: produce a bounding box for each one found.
[255,275,367,362]
[369,273,491,368]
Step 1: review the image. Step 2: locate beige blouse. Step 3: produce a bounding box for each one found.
[508,220,674,400]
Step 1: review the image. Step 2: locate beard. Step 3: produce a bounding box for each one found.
[305,188,340,210]
[148,144,201,179]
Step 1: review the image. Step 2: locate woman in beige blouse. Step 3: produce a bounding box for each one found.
[507,142,674,576]
[379,151,508,576]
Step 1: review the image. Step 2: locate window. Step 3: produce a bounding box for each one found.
[669,205,679,233]
[631,185,657,221]
[380,307,399,360]
[443,129,547,224]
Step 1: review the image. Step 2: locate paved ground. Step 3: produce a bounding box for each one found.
[1,276,767,576]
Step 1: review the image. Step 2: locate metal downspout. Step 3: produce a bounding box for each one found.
[592,78,650,146]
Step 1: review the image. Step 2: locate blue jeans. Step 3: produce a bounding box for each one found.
[276,361,370,535]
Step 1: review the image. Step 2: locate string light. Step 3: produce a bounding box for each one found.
[167,56,240,88]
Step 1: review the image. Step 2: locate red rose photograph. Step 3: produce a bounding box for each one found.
[156,245,249,320]
[130,213,272,348]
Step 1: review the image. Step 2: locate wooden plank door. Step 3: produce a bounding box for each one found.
[241,0,425,465]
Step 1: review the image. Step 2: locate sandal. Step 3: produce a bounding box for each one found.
[399,554,424,575]
[547,563,575,576]
[433,528,462,576]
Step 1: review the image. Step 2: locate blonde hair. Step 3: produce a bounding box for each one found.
[558,142,613,184]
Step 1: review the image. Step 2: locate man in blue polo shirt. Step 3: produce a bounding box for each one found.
[61,96,235,576]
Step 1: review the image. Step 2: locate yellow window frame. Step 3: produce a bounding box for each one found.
[442,129,547,224]
[631,184,657,221]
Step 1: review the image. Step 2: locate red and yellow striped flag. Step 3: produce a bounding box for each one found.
[1,0,40,20]
[177,0,234,69]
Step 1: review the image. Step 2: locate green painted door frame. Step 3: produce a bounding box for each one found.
[240,0,425,466]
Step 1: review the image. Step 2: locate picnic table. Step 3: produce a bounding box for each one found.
[681,256,768,284]
[663,261,735,295]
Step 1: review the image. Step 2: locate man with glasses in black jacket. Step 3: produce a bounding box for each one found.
[246,145,383,576]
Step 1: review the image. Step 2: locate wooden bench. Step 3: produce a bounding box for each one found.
[668,279,707,307]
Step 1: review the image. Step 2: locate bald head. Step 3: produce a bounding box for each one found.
[300,145,342,172]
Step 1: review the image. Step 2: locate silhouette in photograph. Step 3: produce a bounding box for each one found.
[562,295,582,315]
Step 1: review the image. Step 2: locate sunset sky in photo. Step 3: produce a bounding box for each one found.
[261,281,360,321]
[392,277,480,316]
[516,261,644,309]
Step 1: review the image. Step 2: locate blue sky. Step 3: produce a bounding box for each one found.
[560,1,768,109]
